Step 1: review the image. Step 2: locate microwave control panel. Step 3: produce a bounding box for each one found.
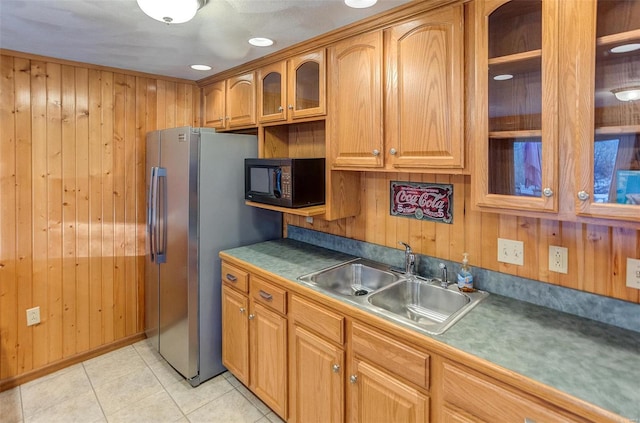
[280,166,291,199]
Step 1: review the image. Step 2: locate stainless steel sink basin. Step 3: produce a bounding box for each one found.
[298,258,488,335]
[367,278,488,334]
[298,259,401,297]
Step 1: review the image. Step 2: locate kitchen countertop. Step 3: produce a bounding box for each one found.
[221,238,640,421]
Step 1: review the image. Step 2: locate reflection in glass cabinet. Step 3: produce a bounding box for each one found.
[486,0,544,198]
[593,0,640,206]
[295,61,320,111]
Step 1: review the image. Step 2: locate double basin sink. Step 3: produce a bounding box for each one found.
[298,258,488,335]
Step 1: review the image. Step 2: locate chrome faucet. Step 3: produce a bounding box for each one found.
[439,263,450,289]
[399,241,416,276]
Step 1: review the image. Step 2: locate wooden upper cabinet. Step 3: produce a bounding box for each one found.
[203,72,256,130]
[258,49,326,124]
[472,0,559,212]
[385,5,464,170]
[203,80,226,129]
[573,0,640,222]
[226,72,256,128]
[329,30,384,168]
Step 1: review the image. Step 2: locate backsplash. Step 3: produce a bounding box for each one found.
[287,225,640,334]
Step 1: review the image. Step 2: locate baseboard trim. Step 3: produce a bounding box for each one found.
[0,332,146,392]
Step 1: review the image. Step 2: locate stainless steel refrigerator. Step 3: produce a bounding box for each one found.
[145,126,281,386]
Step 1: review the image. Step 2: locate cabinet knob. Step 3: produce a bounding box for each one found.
[239,307,246,313]
[349,375,358,384]
[372,149,380,156]
[542,188,553,197]
[248,314,255,320]
[288,104,294,110]
[332,364,340,373]
[389,148,397,155]
[524,418,537,423]
[577,191,590,201]
[219,117,224,121]
[278,106,283,112]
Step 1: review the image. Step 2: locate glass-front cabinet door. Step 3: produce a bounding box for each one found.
[288,50,326,120]
[257,50,325,124]
[473,0,558,212]
[576,0,640,222]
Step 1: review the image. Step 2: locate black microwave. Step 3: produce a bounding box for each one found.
[245,158,325,208]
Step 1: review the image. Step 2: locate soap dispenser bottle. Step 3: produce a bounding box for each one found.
[457,253,474,292]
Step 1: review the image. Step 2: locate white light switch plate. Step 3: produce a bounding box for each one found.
[627,258,640,289]
[497,238,524,266]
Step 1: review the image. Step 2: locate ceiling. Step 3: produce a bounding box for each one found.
[0,0,412,81]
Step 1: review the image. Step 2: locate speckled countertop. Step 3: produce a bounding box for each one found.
[221,239,640,421]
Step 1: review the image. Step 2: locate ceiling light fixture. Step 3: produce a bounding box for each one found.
[611,43,640,54]
[493,74,513,81]
[137,0,207,24]
[345,0,378,8]
[611,87,640,102]
[190,64,212,71]
[248,37,274,47]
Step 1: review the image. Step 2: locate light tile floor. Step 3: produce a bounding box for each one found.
[0,339,284,423]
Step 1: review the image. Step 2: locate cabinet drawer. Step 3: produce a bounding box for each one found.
[352,322,429,390]
[222,262,249,293]
[290,295,344,345]
[442,362,585,422]
[251,277,287,315]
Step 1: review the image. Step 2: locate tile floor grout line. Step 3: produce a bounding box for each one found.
[82,361,109,422]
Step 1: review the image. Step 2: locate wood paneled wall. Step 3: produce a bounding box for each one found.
[285,173,640,304]
[0,52,200,383]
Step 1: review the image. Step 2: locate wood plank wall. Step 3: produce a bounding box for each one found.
[0,53,200,383]
[285,173,640,304]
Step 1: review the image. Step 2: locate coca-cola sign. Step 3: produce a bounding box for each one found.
[390,181,453,224]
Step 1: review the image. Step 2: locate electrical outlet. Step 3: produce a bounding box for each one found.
[26,306,40,326]
[549,245,568,274]
[627,258,640,289]
[497,238,524,266]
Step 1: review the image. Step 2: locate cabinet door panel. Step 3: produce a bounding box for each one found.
[227,72,256,128]
[290,325,343,423]
[203,80,226,129]
[329,31,384,168]
[250,302,287,418]
[386,6,464,169]
[221,286,249,385]
[289,50,326,119]
[258,62,287,123]
[351,359,429,423]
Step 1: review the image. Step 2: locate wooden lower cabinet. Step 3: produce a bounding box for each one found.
[349,358,429,423]
[250,302,287,418]
[220,264,288,420]
[220,259,619,423]
[441,361,587,423]
[221,285,249,385]
[289,325,344,423]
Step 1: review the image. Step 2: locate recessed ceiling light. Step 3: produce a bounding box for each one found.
[493,74,514,81]
[248,37,274,47]
[190,64,212,71]
[611,43,640,54]
[345,0,378,8]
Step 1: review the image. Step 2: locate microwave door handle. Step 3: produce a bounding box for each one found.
[274,167,282,198]
[155,167,167,264]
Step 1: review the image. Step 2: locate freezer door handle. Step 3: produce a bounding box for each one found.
[155,167,167,264]
[148,167,157,262]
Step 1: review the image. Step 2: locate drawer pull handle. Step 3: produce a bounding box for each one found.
[350,375,357,384]
[259,290,273,301]
[226,274,238,282]
[332,364,340,373]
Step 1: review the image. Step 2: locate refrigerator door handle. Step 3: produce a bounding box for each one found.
[155,167,167,264]
[148,166,157,262]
